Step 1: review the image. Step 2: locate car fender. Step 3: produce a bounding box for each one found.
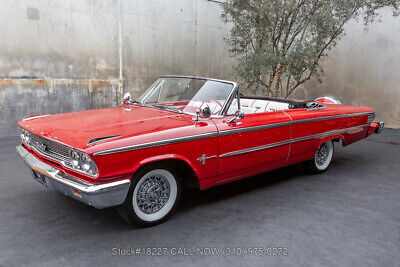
[318,134,345,147]
[131,153,200,178]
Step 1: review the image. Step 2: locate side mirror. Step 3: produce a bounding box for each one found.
[200,104,211,118]
[195,104,211,121]
[227,110,244,124]
[121,92,132,105]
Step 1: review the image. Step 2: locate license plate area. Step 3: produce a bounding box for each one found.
[32,170,47,187]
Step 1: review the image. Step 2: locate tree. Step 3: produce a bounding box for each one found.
[221,0,400,97]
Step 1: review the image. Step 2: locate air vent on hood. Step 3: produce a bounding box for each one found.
[88,135,121,145]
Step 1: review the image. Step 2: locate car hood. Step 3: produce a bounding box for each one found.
[18,105,197,151]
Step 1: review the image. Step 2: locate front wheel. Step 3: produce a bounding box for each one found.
[304,140,334,174]
[118,164,181,227]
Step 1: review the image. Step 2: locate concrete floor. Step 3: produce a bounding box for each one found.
[0,129,399,267]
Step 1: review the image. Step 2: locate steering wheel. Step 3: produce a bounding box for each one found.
[204,98,223,114]
[204,98,223,108]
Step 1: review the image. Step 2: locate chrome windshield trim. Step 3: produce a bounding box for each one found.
[140,75,238,117]
[159,75,237,85]
[93,132,219,156]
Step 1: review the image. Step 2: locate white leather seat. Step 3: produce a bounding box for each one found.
[265,102,289,112]
[190,98,289,115]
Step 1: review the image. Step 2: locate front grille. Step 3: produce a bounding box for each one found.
[29,132,72,166]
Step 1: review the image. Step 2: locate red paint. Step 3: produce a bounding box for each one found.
[18,102,379,189]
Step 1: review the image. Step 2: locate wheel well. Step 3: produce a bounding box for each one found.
[134,159,200,190]
[332,138,345,146]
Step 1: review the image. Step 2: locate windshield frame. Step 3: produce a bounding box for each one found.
[138,75,239,117]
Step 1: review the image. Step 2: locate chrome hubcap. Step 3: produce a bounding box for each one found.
[316,142,329,166]
[136,175,170,214]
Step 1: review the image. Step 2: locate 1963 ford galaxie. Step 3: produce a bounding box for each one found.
[16,75,384,226]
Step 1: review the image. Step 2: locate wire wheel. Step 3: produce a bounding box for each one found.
[314,141,334,171]
[131,169,178,223]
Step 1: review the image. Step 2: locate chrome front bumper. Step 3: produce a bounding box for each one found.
[16,145,131,209]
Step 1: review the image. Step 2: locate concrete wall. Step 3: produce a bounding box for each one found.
[293,10,400,128]
[1,1,399,137]
[0,0,232,136]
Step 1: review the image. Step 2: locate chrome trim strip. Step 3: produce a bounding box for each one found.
[23,114,50,121]
[218,112,373,137]
[290,123,369,144]
[142,75,238,117]
[93,112,373,156]
[219,121,292,136]
[220,140,291,158]
[159,75,237,86]
[94,132,219,156]
[291,112,374,125]
[219,124,369,158]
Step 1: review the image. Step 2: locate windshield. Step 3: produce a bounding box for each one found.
[137,77,234,115]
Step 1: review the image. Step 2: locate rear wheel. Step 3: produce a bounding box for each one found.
[304,140,334,174]
[118,164,181,227]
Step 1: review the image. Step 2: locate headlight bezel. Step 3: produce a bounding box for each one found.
[69,149,98,176]
[19,126,31,146]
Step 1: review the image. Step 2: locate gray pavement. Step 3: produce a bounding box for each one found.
[0,129,399,267]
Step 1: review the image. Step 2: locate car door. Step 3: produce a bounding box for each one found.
[212,110,292,184]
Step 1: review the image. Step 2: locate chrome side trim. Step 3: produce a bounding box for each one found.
[219,124,369,158]
[218,112,373,137]
[93,112,373,156]
[94,132,219,156]
[291,112,374,125]
[220,140,291,158]
[219,121,292,136]
[290,123,369,144]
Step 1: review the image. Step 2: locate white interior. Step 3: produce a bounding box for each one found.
[187,98,290,115]
[228,98,290,114]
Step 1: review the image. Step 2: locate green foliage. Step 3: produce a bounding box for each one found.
[221,0,400,97]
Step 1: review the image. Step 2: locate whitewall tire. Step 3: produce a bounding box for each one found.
[118,164,181,227]
[305,140,334,173]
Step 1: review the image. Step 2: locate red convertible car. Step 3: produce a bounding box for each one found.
[16,75,384,226]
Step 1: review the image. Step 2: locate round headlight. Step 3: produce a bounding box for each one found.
[24,130,30,144]
[71,151,80,168]
[19,128,25,140]
[81,154,95,174]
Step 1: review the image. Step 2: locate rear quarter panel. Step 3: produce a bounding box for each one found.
[285,104,374,163]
